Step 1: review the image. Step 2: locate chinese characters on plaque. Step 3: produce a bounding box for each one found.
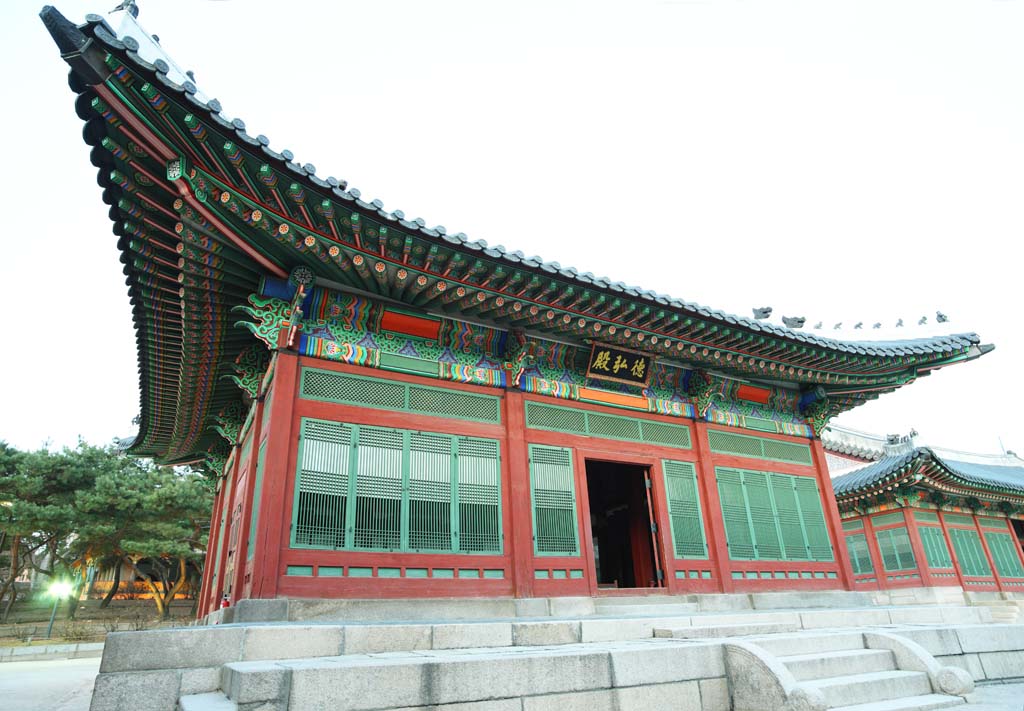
[585,343,653,386]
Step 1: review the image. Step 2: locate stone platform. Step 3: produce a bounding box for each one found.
[85,589,1024,711]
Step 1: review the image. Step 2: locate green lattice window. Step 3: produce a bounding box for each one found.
[875,527,916,572]
[943,513,976,527]
[291,418,502,554]
[918,526,953,569]
[913,510,940,523]
[706,430,813,466]
[662,460,708,559]
[247,442,267,560]
[871,511,905,527]
[524,402,691,449]
[984,531,1024,578]
[845,533,874,575]
[300,368,501,424]
[948,527,992,577]
[529,445,579,556]
[715,467,833,562]
[842,519,864,532]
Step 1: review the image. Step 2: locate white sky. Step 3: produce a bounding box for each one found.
[1,0,1021,454]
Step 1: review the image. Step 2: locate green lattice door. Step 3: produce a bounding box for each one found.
[529,445,580,556]
[662,460,708,559]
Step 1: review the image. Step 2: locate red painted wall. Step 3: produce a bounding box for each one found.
[198,357,853,608]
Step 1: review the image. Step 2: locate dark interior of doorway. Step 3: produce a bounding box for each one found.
[585,460,659,589]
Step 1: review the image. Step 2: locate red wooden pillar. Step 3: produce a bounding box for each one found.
[974,515,1004,590]
[692,421,733,592]
[936,510,968,590]
[810,439,854,590]
[860,515,889,589]
[251,349,301,599]
[198,478,226,617]
[902,508,935,587]
[230,399,264,601]
[504,390,534,598]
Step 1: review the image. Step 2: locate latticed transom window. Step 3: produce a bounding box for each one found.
[292,418,502,554]
[715,467,833,562]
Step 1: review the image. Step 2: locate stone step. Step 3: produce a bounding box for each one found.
[177,692,237,711]
[803,670,933,708]
[753,631,866,657]
[593,595,695,606]
[781,648,895,681]
[595,603,700,616]
[831,693,965,711]
[654,621,798,639]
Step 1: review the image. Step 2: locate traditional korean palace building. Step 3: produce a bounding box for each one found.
[43,6,999,619]
[825,426,1024,594]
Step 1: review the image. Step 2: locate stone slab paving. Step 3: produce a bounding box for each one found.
[963,682,1024,710]
[0,656,98,711]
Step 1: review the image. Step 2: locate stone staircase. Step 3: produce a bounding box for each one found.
[733,635,970,711]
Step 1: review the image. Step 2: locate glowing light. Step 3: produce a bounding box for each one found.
[48,581,73,599]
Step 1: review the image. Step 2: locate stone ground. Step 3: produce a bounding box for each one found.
[0,655,1020,710]
[0,657,98,711]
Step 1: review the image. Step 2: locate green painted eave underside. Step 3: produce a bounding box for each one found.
[49,12,992,461]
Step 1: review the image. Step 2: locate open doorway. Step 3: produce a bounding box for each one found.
[585,460,662,589]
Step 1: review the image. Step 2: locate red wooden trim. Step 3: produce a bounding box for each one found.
[936,510,968,590]
[859,515,888,590]
[1006,519,1024,585]
[231,399,264,601]
[252,351,300,599]
[902,507,935,587]
[504,390,534,598]
[693,421,733,593]
[277,576,514,598]
[573,448,599,596]
[379,309,441,340]
[197,481,225,616]
[211,447,241,606]
[811,439,853,589]
[736,384,772,405]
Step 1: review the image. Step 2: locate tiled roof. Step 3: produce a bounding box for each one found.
[40,5,996,462]
[832,447,1024,497]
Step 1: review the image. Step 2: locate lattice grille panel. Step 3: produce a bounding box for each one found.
[919,526,953,569]
[949,528,992,577]
[872,511,906,527]
[707,429,813,465]
[291,418,501,554]
[587,413,642,441]
[524,402,691,449]
[301,368,501,423]
[913,510,940,523]
[944,513,976,527]
[715,467,833,562]
[985,532,1024,578]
